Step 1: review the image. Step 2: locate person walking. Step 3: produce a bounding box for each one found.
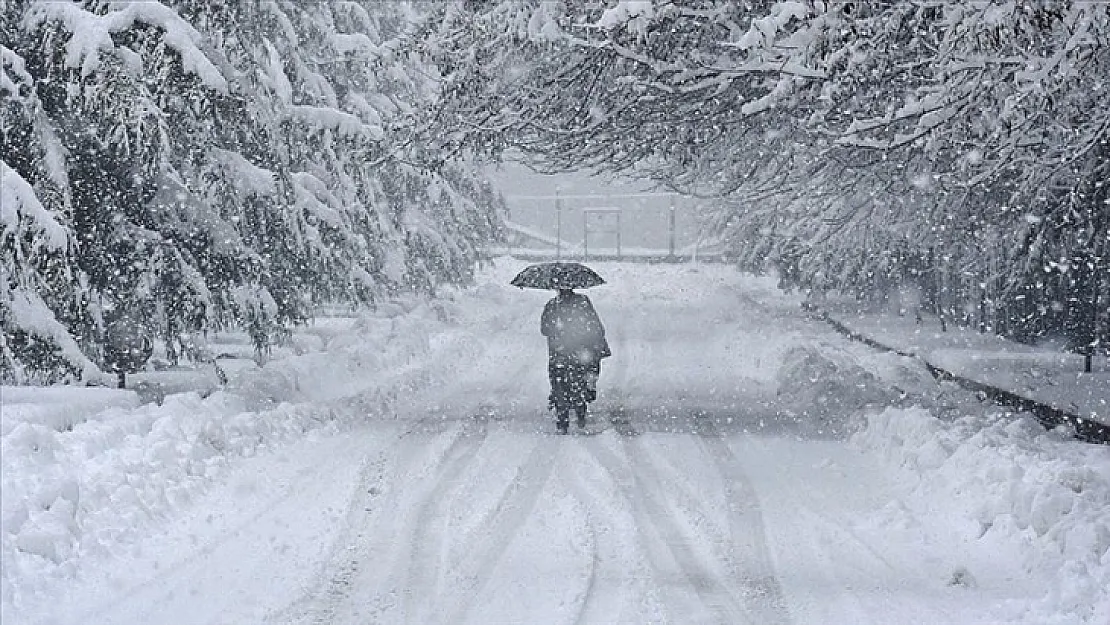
[541,288,610,434]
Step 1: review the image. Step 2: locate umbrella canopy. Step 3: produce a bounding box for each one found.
[510,262,605,290]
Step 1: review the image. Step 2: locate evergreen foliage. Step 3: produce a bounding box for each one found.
[2,0,501,383]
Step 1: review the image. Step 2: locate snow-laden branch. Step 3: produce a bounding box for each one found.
[25,0,228,93]
[0,161,68,253]
[3,284,106,382]
[289,105,385,141]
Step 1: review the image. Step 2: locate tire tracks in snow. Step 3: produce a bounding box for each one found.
[400,415,493,624]
[439,436,562,624]
[693,414,792,625]
[386,320,546,623]
[564,487,604,625]
[575,415,793,625]
[276,413,490,625]
[561,443,653,624]
[582,435,757,624]
[301,420,563,625]
[76,435,385,625]
[290,298,544,624]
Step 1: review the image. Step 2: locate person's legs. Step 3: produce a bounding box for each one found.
[560,359,588,428]
[549,354,571,433]
[548,355,563,406]
[556,407,570,434]
[550,354,596,432]
[585,359,601,402]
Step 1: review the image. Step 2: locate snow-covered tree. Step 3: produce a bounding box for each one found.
[2,39,106,383]
[2,0,501,383]
[430,0,1108,350]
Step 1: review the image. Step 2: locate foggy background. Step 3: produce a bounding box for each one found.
[483,160,705,254]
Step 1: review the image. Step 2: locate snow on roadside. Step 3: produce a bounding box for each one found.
[1,387,138,436]
[6,258,1109,625]
[853,407,1110,624]
[0,290,485,620]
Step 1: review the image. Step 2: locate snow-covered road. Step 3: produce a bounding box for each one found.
[5,261,1108,625]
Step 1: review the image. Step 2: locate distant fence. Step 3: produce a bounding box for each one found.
[486,247,735,264]
[502,191,708,259]
[493,217,732,264]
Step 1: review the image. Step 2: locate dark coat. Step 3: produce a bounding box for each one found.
[540,291,610,362]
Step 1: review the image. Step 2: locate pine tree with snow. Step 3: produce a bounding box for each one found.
[2,0,502,382]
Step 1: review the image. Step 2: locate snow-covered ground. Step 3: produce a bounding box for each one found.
[815,301,1110,428]
[2,259,1108,624]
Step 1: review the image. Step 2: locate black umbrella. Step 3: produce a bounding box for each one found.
[511,261,605,290]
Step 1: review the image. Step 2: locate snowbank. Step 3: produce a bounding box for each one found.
[0,293,472,618]
[814,303,1110,430]
[776,346,899,414]
[0,387,137,436]
[854,407,1110,624]
[770,337,944,439]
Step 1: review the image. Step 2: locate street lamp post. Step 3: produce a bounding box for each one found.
[555,188,562,260]
[668,204,676,260]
